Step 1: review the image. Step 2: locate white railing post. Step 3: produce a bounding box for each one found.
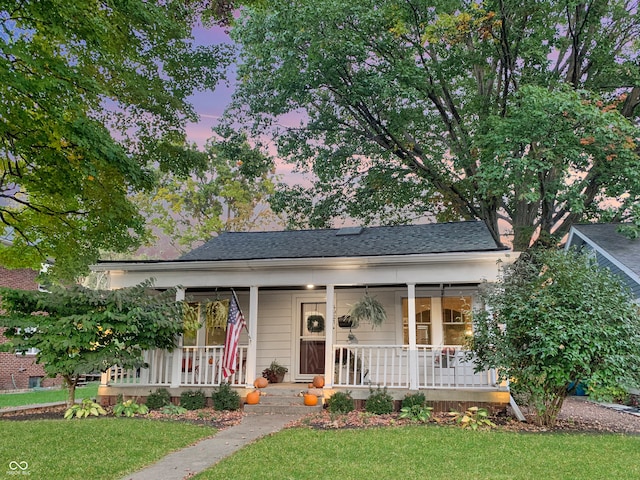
[407,284,418,390]
[324,285,335,387]
[170,287,185,388]
[245,286,259,387]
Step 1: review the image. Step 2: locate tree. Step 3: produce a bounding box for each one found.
[0,281,184,407]
[134,132,280,254]
[469,249,640,427]
[0,1,230,279]
[227,0,640,248]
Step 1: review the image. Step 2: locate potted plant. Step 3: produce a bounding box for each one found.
[262,360,288,383]
[347,293,387,329]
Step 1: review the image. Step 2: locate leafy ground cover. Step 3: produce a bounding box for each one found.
[195,426,640,480]
[0,417,215,480]
[0,383,99,408]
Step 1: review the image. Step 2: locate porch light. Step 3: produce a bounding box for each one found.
[306,284,314,289]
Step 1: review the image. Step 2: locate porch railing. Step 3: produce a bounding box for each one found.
[108,345,248,387]
[333,345,497,389]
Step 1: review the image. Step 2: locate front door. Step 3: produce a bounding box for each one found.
[298,302,326,379]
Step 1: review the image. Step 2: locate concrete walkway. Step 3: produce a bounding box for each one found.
[121,413,302,480]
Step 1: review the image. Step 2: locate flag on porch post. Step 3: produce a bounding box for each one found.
[222,291,247,378]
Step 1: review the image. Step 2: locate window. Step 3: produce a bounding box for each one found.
[28,376,43,388]
[442,297,472,345]
[402,297,432,345]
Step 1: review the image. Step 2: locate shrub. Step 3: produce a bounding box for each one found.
[211,382,241,411]
[64,398,107,419]
[114,399,149,417]
[327,391,355,414]
[161,404,187,415]
[146,388,171,410]
[180,390,206,410]
[401,392,426,409]
[399,404,433,423]
[448,406,495,430]
[365,386,394,415]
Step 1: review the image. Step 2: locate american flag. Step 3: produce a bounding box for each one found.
[222,292,247,378]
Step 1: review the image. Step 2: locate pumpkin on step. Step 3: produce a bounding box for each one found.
[246,390,260,405]
[312,375,325,388]
[303,393,318,406]
[254,377,268,389]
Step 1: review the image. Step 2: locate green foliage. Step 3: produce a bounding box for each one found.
[0,1,230,279]
[327,391,355,414]
[229,0,640,249]
[0,280,183,408]
[160,404,188,416]
[469,248,640,426]
[211,382,241,411]
[401,392,427,409]
[145,388,172,411]
[448,407,495,430]
[180,390,207,411]
[399,405,433,424]
[134,132,281,254]
[262,359,288,382]
[64,398,107,419]
[347,295,387,329]
[365,386,394,415]
[113,399,149,418]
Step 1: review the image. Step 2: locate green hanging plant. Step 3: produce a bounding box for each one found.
[182,302,202,334]
[206,299,229,330]
[348,294,387,329]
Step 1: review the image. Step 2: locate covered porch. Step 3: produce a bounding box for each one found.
[94,223,514,406]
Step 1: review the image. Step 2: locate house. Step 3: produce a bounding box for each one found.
[0,266,63,390]
[93,221,515,409]
[566,224,640,302]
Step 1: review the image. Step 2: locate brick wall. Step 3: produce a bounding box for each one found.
[0,267,62,390]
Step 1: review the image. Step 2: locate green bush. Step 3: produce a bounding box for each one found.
[146,388,171,410]
[114,399,149,417]
[180,390,206,410]
[211,382,241,411]
[64,398,107,419]
[402,392,426,409]
[365,386,394,415]
[161,404,187,415]
[327,390,354,414]
[399,404,433,423]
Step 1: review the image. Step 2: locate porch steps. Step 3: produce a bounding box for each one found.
[244,384,324,415]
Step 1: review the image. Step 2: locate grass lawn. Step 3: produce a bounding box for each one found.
[195,426,640,480]
[0,418,215,479]
[0,383,99,408]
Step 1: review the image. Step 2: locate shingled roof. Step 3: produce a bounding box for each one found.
[179,221,504,262]
[571,224,640,278]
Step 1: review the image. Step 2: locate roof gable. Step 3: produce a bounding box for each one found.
[179,221,504,262]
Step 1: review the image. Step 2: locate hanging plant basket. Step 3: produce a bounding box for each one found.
[206,299,229,330]
[348,294,387,329]
[182,302,202,334]
[338,315,354,328]
[307,314,325,333]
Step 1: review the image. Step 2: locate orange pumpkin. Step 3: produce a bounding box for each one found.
[254,377,268,389]
[312,375,325,388]
[303,393,318,406]
[246,390,260,405]
[208,357,214,365]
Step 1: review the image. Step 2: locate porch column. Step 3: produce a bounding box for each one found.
[170,287,185,388]
[245,286,259,387]
[324,284,335,387]
[407,283,418,390]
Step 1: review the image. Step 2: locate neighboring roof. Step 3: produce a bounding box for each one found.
[568,224,640,298]
[179,221,505,262]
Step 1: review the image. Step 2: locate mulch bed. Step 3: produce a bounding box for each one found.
[3,398,639,435]
[0,405,244,430]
